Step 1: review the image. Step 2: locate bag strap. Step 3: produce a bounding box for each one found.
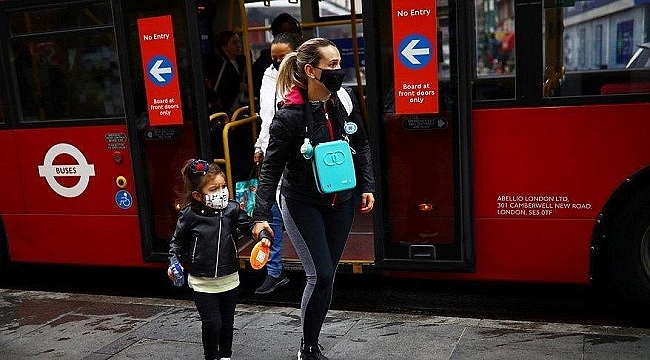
[337,87,353,116]
[303,92,347,140]
[249,163,261,179]
[213,58,227,93]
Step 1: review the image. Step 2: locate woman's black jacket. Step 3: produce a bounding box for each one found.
[253,87,375,222]
[169,200,253,278]
[206,53,247,114]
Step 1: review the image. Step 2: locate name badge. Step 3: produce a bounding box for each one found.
[344,122,358,135]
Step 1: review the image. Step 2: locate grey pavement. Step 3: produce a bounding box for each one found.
[1,288,649,359]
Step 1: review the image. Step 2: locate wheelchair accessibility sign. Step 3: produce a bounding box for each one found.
[115,190,133,210]
[38,143,96,198]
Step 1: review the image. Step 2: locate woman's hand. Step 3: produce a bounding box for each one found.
[360,192,375,213]
[253,221,274,242]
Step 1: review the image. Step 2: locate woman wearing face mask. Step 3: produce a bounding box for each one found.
[252,38,375,360]
[168,159,258,360]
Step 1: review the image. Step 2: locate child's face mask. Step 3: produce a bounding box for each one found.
[204,187,229,210]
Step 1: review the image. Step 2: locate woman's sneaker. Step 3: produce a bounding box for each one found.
[298,343,328,360]
[255,272,289,294]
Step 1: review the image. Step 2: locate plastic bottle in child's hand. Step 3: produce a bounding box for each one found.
[170,260,185,287]
[250,229,273,270]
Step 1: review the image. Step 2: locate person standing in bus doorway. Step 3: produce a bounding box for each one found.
[252,32,303,295]
[251,12,303,101]
[205,30,248,116]
[252,38,375,360]
[168,159,256,360]
[206,30,255,184]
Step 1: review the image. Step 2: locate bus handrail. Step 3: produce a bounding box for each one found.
[231,105,258,143]
[215,113,260,198]
[247,19,363,33]
[231,105,249,123]
[238,0,256,115]
[209,112,229,124]
[348,0,366,122]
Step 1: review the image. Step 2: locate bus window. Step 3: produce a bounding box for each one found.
[245,2,301,61]
[473,1,515,100]
[317,0,362,17]
[314,1,364,87]
[246,1,365,87]
[8,3,113,33]
[313,24,365,87]
[544,1,650,97]
[8,4,123,122]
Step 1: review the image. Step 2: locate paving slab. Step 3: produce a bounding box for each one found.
[1,289,649,360]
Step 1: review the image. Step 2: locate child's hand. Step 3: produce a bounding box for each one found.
[167,266,175,282]
[167,264,183,282]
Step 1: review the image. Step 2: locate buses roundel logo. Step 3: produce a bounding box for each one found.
[37,143,96,198]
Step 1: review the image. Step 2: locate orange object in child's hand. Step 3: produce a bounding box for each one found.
[250,229,273,270]
[250,240,270,270]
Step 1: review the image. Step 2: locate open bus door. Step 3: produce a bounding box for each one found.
[235,0,374,272]
[363,0,474,272]
[122,0,260,263]
[118,0,217,263]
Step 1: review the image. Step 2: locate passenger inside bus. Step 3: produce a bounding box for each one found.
[251,13,303,101]
[205,30,249,116]
[204,30,256,184]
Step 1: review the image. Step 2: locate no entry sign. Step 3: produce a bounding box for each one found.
[391,1,439,114]
[137,15,184,126]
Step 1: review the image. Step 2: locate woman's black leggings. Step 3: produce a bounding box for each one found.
[193,287,239,360]
[280,195,355,348]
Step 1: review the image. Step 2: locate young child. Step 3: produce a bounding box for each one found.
[167,158,256,360]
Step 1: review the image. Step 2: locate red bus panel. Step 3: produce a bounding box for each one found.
[3,125,148,267]
[471,103,650,283]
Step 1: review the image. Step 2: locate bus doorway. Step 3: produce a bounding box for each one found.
[118,0,211,262]
[364,0,474,271]
[237,0,373,272]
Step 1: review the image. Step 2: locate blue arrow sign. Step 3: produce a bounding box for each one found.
[147,55,174,85]
[398,34,432,70]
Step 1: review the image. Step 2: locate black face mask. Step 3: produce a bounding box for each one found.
[272,61,282,71]
[314,67,345,92]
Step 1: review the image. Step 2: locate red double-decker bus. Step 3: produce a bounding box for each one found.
[0,0,649,320]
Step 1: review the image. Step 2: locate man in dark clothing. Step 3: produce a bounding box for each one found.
[251,13,302,100]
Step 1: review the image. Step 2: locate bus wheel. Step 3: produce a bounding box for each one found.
[608,189,650,322]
